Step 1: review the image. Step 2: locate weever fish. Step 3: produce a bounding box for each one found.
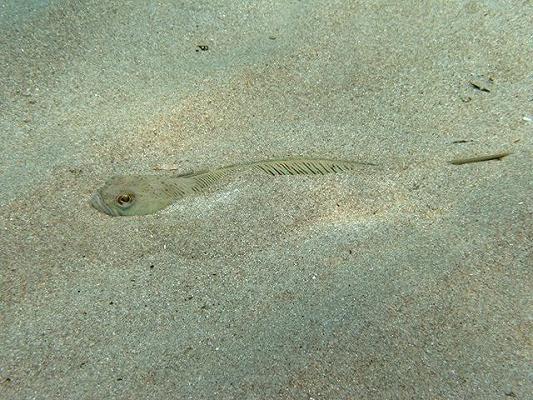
[90,157,377,216]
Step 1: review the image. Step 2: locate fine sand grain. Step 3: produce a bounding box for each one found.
[1,1,532,399]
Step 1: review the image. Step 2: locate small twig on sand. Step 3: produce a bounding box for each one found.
[450,151,511,165]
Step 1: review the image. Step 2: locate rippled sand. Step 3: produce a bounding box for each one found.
[1,1,531,398]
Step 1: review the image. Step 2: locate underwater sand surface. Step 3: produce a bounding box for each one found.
[1,1,532,398]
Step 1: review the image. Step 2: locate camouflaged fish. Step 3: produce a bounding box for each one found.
[90,157,377,216]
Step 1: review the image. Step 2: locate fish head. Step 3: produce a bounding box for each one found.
[90,175,178,216]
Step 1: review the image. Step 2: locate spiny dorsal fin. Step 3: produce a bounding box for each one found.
[249,158,375,176]
[187,168,234,193]
[186,157,376,193]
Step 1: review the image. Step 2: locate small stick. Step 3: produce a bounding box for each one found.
[450,151,512,165]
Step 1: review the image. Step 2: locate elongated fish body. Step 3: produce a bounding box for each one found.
[90,158,376,216]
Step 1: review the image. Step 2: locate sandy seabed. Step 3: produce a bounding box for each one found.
[1,1,531,399]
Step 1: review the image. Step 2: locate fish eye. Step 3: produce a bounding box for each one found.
[116,193,134,207]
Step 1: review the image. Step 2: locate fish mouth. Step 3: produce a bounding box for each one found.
[90,192,117,216]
